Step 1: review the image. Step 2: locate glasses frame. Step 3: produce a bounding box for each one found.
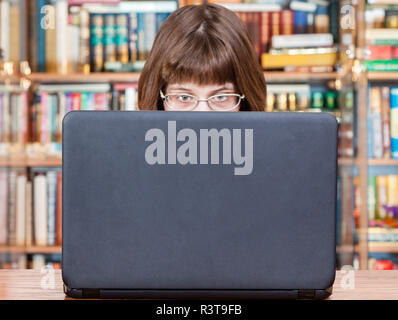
[160,90,245,111]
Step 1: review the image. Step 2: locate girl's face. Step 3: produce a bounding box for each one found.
[163,82,240,112]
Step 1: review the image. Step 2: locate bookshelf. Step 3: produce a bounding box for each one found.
[0,0,357,269]
[353,0,398,269]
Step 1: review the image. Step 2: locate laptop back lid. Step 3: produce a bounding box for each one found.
[62,111,337,292]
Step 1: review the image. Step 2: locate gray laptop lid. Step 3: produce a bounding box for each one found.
[62,111,337,292]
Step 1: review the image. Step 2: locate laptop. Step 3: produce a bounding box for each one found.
[62,110,337,299]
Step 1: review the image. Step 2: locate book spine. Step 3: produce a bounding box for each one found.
[260,12,270,54]
[79,8,90,73]
[370,87,383,158]
[387,175,398,219]
[368,175,377,221]
[115,13,129,64]
[34,174,47,246]
[137,12,145,61]
[0,0,10,61]
[37,0,47,72]
[56,171,62,246]
[15,173,26,246]
[271,11,280,37]
[9,0,21,64]
[90,13,104,72]
[367,86,374,159]
[0,170,8,245]
[293,10,307,34]
[128,12,138,63]
[144,12,156,60]
[25,180,32,246]
[381,87,391,159]
[376,176,388,220]
[314,3,330,34]
[281,9,293,35]
[56,0,68,74]
[47,171,57,246]
[103,14,116,63]
[7,170,16,245]
[45,1,57,73]
[391,88,398,159]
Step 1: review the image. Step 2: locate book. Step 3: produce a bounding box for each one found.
[262,50,337,69]
[381,87,391,158]
[34,174,48,246]
[0,169,8,245]
[364,59,398,71]
[15,173,27,246]
[271,33,334,49]
[392,88,398,159]
[7,170,16,245]
[56,171,62,245]
[47,171,57,246]
[368,175,377,221]
[25,180,33,246]
[370,87,383,158]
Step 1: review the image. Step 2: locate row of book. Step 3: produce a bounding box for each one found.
[225,0,338,61]
[364,3,398,70]
[266,84,340,111]
[0,254,61,269]
[368,86,398,159]
[0,0,176,74]
[353,174,398,228]
[0,168,62,247]
[0,83,138,147]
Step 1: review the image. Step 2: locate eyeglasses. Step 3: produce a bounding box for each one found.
[160,90,245,111]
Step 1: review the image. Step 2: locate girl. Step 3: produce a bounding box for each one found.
[138,3,267,111]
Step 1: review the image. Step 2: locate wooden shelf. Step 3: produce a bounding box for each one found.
[264,71,340,82]
[21,71,343,84]
[368,158,398,166]
[368,242,398,253]
[26,72,141,83]
[0,246,61,254]
[0,156,62,167]
[367,71,398,81]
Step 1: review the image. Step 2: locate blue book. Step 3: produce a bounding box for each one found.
[391,88,398,159]
[367,85,374,159]
[293,10,307,34]
[37,0,46,72]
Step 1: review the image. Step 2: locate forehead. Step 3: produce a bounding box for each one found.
[167,82,235,91]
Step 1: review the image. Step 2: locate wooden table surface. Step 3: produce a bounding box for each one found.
[0,270,398,300]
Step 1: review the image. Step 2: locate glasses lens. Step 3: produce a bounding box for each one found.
[166,94,196,110]
[209,95,240,110]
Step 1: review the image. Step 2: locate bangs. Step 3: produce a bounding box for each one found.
[161,34,236,88]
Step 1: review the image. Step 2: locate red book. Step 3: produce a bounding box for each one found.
[71,92,81,110]
[252,12,261,59]
[56,171,62,246]
[271,11,281,37]
[113,83,138,91]
[367,45,392,60]
[281,10,294,35]
[94,92,108,110]
[393,46,398,59]
[260,12,270,54]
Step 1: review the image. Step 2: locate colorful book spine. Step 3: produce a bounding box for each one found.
[368,175,377,221]
[115,13,129,64]
[370,87,383,158]
[103,14,116,63]
[90,14,104,72]
[47,171,57,246]
[391,88,398,159]
[0,170,8,245]
[381,87,391,159]
[128,12,138,63]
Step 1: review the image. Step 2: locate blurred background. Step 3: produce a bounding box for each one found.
[0,0,397,271]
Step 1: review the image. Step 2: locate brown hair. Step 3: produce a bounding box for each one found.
[138,3,267,111]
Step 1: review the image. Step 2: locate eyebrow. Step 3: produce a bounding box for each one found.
[167,86,234,95]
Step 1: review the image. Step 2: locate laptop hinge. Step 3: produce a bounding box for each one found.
[82,288,101,298]
[298,289,316,300]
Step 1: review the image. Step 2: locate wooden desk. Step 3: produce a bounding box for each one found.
[0,270,398,300]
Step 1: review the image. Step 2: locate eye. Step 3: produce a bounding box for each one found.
[177,95,194,103]
[213,95,228,102]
